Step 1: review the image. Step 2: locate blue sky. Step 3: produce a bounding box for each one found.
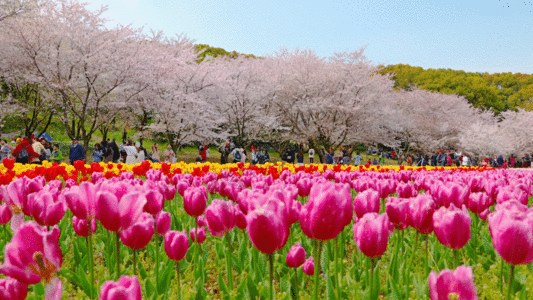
[86,0,533,74]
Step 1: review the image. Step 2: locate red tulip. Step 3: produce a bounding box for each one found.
[2,158,15,170]
[286,243,307,268]
[183,186,208,217]
[429,265,478,300]
[433,204,471,249]
[164,231,189,261]
[409,194,436,234]
[0,278,27,300]
[72,216,97,237]
[299,181,353,241]
[353,189,380,219]
[155,211,171,236]
[205,199,236,237]
[120,213,155,250]
[353,213,391,258]
[190,227,206,244]
[100,275,142,300]
[302,257,314,276]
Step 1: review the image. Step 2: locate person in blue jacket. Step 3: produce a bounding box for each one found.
[326,150,334,164]
[69,137,85,164]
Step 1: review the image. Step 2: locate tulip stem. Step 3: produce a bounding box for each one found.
[405,231,419,296]
[425,235,429,276]
[155,235,160,294]
[335,237,341,293]
[500,258,504,294]
[176,261,181,300]
[225,233,233,290]
[88,229,95,299]
[507,264,515,300]
[313,240,323,300]
[269,253,274,300]
[453,249,459,268]
[293,268,299,300]
[116,231,120,279]
[133,249,137,275]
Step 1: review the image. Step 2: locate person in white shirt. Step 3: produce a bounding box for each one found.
[135,142,145,163]
[462,155,469,166]
[124,141,138,164]
[240,148,246,163]
[308,148,315,164]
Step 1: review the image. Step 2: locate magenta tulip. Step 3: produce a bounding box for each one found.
[353,189,380,219]
[467,192,491,215]
[375,179,396,199]
[0,221,62,286]
[353,213,391,258]
[197,215,207,227]
[0,278,27,300]
[183,186,208,217]
[120,213,155,250]
[488,204,533,265]
[164,231,189,261]
[302,257,314,276]
[433,204,471,249]
[62,181,98,221]
[234,207,247,230]
[100,275,142,300]
[496,185,528,206]
[409,194,436,234]
[286,243,307,268]
[289,200,302,225]
[428,265,478,300]
[300,181,353,241]
[205,199,236,237]
[27,190,66,227]
[435,183,469,208]
[0,203,13,224]
[190,227,206,244]
[296,178,312,198]
[396,182,418,198]
[479,208,490,220]
[155,211,171,236]
[72,216,97,237]
[95,191,147,232]
[142,189,164,216]
[246,191,290,254]
[385,197,409,229]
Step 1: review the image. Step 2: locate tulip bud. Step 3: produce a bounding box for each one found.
[302,257,314,276]
[189,227,206,244]
[353,213,391,258]
[433,204,471,249]
[409,194,436,234]
[120,213,155,250]
[164,231,189,261]
[205,199,236,237]
[286,243,306,268]
[155,211,171,236]
[72,216,97,237]
[353,189,380,219]
[183,186,208,217]
[0,278,28,300]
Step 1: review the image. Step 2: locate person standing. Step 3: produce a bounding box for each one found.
[0,140,11,162]
[326,150,334,165]
[135,142,145,163]
[352,152,362,166]
[92,143,103,163]
[51,144,63,163]
[69,138,85,164]
[308,148,315,164]
[31,136,46,164]
[124,141,138,164]
[297,148,304,165]
[151,144,161,163]
[497,155,504,168]
[462,155,469,167]
[163,144,176,164]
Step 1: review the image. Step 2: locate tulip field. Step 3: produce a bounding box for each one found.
[0,160,532,299]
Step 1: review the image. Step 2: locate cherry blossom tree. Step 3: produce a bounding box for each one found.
[0,0,39,21]
[0,0,148,155]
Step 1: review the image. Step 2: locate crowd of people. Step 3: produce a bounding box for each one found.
[1,133,532,169]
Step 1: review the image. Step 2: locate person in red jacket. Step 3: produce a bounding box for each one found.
[12,136,39,164]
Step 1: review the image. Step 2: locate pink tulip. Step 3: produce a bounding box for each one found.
[0,203,13,224]
[246,191,290,254]
[155,211,171,236]
[385,197,410,229]
[496,185,528,206]
[142,189,164,216]
[408,194,436,234]
[467,192,491,215]
[27,190,66,227]
[286,243,307,268]
[176,181,190,198]
[205,199,236,237]
[120,213,155,250]
[0,221,62,294]
[183,186,208,217]
[353,189,380,219]
[428,265,478,300]
[234,207,247,230]
[296,178,312,197]
[289,200,302,225]
[72,216,97,237]
[488,204,533,265]
[164,231,189,261]
[96,191,147,232]
[190,227,206,244]
[468,176,486,194]
[479,208,490,220]
[100,275,142,300]
[157,182,176,202]
[433,204,471,249]
[375,179,396,199]
[300,181,353,241]
[396,182,418,198]
[197,215,207,227]
[62,181,98,221]
[302,257,314,276]
[353,213,391,258]
[0,278,27,300]
[435,183,469,208]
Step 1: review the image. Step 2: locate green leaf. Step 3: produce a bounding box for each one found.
[217,269,230,300]
[247,273,259,299]
[144,277,156,298]
[34,282,45,296]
